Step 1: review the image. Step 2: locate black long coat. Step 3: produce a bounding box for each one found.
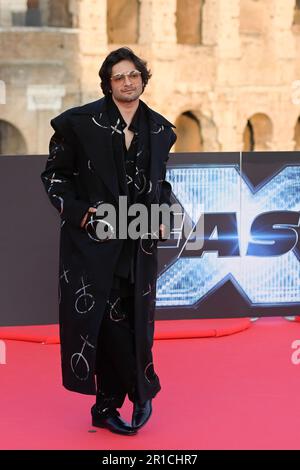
[41,96,176,402]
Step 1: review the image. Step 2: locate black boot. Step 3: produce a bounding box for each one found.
[132,399,152,430]
[91,405,137,435]
[92,392,137,436]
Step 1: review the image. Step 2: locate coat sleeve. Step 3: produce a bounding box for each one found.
[40,116,90,228]
[158,129,177,240]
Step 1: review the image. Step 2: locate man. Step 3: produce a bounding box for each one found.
[41,47,176,435]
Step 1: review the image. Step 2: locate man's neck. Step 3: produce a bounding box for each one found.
[112,95,139,126]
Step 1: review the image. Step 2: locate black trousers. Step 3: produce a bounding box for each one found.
[95,276,137,410]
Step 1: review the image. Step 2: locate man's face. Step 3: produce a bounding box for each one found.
[110,60,143,103]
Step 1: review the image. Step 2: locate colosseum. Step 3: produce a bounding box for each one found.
[0,0,300,155]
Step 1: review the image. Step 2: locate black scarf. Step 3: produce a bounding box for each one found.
[105,94,151,205]
[105,94,152,283]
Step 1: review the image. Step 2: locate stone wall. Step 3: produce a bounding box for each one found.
[0,0,300,154]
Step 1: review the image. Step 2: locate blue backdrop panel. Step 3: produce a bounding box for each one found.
[0,152,299,326]
[156,151,300,319]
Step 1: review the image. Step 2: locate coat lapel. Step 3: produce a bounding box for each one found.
[146,106,176,204]
[70,99,120,204]
[69,97,175,206]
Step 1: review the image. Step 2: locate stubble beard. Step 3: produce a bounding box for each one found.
[114,88,142,103]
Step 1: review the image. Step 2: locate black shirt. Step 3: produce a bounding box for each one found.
[106,95,145,285]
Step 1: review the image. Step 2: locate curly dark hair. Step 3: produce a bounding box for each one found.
[99,47,152,96]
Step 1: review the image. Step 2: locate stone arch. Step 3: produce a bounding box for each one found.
[0,0,29,26]
[3,1,74,27]
[107,0,139,44]
[294,116,300,150]
[25,0,42,26]
[293,0,300,27]
[0,121,27,155]
[176,0,205,45]
[47,0,73,28]
[243,113,273,151]
[175,112,203,152]
[174,110,219,152]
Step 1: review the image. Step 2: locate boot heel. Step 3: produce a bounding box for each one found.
[92,417,105,428]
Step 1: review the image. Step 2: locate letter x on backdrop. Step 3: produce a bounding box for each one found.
[155,151,300,320]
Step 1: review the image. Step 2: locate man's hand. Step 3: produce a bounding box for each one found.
[81,215,168,235]
[159,224,168,239]
[80,207,97,228]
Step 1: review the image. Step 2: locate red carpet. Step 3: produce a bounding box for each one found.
[0,317,300,449]
[0,317,251,343]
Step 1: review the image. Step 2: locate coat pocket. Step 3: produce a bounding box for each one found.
[84,211,115,242]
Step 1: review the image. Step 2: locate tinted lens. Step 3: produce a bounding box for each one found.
[129,71,141,79]
[113,74,124,81]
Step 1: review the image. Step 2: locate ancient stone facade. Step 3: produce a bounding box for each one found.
[0,0,300,155]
